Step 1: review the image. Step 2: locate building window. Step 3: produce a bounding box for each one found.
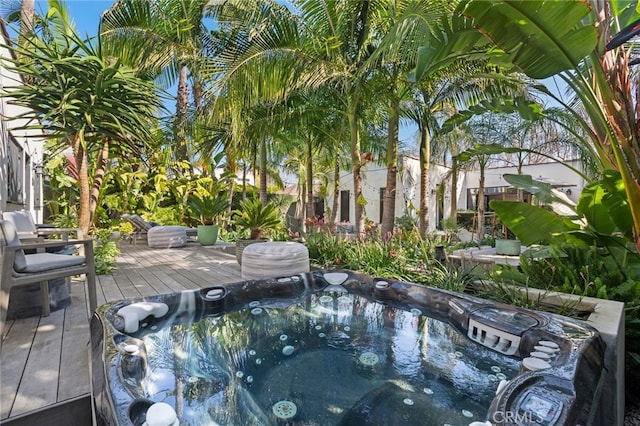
[340,190,350,222]
[8,137,24,204]
[379,187,386,224]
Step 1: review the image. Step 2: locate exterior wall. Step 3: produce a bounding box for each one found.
[326,155,450,231]
[0,23,45,222]
[327,157,587,231]
[460,160,587,210]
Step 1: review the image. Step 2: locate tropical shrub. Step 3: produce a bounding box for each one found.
[307,229,438,284]
[231,199,282,240]
[93,228,121,275]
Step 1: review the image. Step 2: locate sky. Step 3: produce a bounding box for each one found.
[40,0,113,38]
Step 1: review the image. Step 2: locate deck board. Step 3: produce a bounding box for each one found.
[10,311,64,416]
[0,241,241,421]
[57,284,91,401]
[0,316,39,419]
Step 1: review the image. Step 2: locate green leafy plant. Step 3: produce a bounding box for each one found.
[188,194,229,226]
[118,221,134,236]
[93,228,120,275]
[187,177,229,226]
[231,199,282,240]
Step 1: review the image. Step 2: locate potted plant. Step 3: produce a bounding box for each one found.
[232,199,282,264]
[188,192,229,246]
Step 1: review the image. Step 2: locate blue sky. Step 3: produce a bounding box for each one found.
[40,0,113,38]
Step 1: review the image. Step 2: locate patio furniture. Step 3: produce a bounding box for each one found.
[2,211,80,314]
[448,245,522,269]
[121,214,197,245]
[147,226,187,249]
[1,210,83,241]
[0,220,97,350]
[241,241,309,280]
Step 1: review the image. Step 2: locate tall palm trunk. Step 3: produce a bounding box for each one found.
[242,163,248,201]
[419,126,431,238]
[19,0,34,33]
[90,139,110,229]
[306,137,314,222]
[70,134,91,236]
[449,155,458,225]
[330,159,340,227]
[175,65,189,167]
[476,163,486,241]
[19,0,35,84]
[259,138,267,206]
[348,98,364,235]
[381,96,399,236]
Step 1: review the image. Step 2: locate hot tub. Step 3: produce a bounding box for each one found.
[90,270,605,426]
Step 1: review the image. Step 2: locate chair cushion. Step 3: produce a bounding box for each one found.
[129,214,154,231]
[2,211,37,233]
[16,253,86,273]
[0,220,28,271]
[147,226,187,248]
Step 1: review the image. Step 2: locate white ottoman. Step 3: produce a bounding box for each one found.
[147,226,187,248]
[241,241,309,280]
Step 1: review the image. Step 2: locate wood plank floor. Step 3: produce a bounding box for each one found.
[0,241,241,422]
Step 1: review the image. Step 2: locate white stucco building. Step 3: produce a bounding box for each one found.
[328,155,587,231]
[0,22,45,222]
[326,155,451,230]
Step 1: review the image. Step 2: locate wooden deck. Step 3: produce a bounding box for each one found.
[0,241,241,423]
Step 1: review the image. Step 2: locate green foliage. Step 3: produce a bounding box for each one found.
[473,269,585,319]
[119,221,134,236]
[93,228,121,275]
[394,214,418,233]
[305,229,472,290]
[187,177,229,226]
[490,200,580,246]
[50,213,78,230]
[518,245,638,301]
[189,194,228,225]
[231,199,282,240]
[145,207,180,226]
[459,0,597,79]
[43,154,78,218]
[456,211,476,231]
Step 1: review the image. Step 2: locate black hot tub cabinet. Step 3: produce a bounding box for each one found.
[90,270,605,426]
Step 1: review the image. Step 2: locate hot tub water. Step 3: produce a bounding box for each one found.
[91,270,605,426]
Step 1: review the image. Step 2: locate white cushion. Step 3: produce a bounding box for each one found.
[241,242,309,280]
[3,211,37,233]
[0,220,28,271]
[147,226,187,248]
[17,252,86,273]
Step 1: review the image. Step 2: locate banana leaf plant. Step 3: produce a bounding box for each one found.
[490,172,640,281]
[414,0,640,251]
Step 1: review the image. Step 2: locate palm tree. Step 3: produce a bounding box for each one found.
[209,0,397,235]
[458,115,504,239]
[3,2,161,235]
[100,0,215,170]
[363,0,458,236]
